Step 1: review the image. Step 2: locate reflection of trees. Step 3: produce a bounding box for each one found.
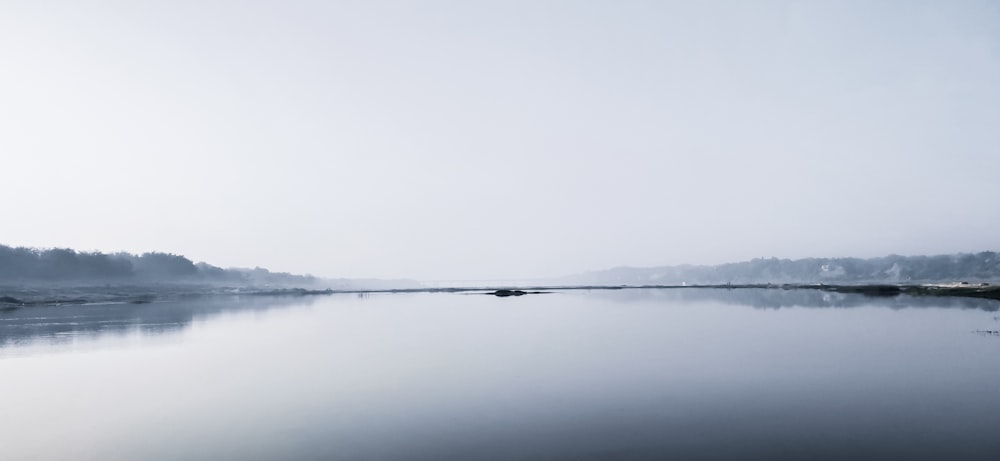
[0,295,322,348]
[576,287,1000,311]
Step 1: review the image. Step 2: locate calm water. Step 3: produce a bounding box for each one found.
[1,289,998,460]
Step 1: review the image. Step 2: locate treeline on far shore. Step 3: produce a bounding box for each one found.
[0,244,318,287]
[566,252,1000,286]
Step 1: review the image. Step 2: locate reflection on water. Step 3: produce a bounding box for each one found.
[3,288,996,351]
[0,294,322,350]
[579,287,1000,311]
[1,289,998,460]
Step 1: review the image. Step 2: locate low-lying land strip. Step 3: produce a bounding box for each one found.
[2,282,998,309]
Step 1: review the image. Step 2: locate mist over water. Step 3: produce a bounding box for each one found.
[2,289,998,460]
[4,2,999,459]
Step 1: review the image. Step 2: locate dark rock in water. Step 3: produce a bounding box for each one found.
[0,296,23,304]
[128,294,156,304]
[824,285,902,296]
[491,289,527,297]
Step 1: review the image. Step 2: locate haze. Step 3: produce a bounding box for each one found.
[2,1,998,281]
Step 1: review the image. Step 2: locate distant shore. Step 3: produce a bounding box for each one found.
[2,282,999,309]
[361,282,1000,301]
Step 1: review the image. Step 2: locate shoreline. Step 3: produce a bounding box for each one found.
[2,282,999,308]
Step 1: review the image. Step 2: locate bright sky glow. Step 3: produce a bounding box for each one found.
[2,1,999,280]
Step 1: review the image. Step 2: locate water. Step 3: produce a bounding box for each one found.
[1,289,998,460]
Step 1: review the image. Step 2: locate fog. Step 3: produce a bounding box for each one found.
[2,1,998,280]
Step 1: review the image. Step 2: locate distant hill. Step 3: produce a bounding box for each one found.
[0,244,419,290]
[561,252,1000,286]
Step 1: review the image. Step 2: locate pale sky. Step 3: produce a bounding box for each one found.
[2,1,999,281]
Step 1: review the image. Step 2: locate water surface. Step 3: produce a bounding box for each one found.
[1,289,998,460]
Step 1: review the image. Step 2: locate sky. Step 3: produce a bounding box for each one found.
[2,0,999,281]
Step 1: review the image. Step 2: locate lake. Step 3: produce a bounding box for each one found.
[1,288,998,460]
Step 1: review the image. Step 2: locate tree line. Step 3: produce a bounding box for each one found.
[569,252,1000,285]
[0,244,319,286]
